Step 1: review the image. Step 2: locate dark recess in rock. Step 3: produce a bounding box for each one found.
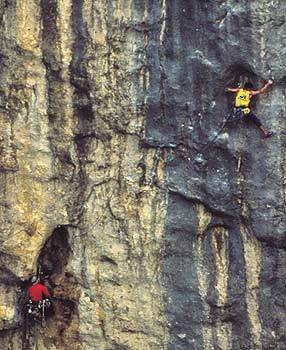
[37,226,71,279]
[36,226,79,341]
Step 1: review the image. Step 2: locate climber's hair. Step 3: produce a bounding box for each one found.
[244,82,254,90]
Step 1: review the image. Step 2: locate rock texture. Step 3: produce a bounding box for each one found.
[0,1,286,349]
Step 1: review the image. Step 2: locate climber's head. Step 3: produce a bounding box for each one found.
[244,82,254,90]
[31,276,39,284]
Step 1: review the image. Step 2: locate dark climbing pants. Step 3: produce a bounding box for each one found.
[243,112,262,127]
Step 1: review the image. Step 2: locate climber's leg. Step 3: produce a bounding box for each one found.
[246,112,273,137]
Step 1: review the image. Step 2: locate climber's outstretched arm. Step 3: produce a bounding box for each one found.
[251,80,273,96]
[226,87,239,93]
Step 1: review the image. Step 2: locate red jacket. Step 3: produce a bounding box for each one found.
[28,283,50,302]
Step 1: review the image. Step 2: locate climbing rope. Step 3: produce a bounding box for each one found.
[174,108,241,164]
[199,107,242,153]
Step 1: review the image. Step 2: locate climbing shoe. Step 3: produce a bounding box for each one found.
[264,131,273,138]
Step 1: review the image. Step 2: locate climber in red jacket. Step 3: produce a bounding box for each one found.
[28,276,50,302]
[26,276,52,324]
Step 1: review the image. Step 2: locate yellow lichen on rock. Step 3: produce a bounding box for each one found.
[195,218,213,349]
[76,127,170,349]
[211,227,229,307]
[196,274,213,350]
[0,305,14,320]
[216,321,232,350]
[241,225,263,349]
[113,0,133,20]
[0,288,17,329]
[195,205,232,350]
[196,203,212,235]
[16,0,41,53]
[211,227,232,350]
[4,179,50,272]
[58,0,73,68]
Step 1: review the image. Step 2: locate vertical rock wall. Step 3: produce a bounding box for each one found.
[153,1,286,349]
[0,1,169,349]
[0,0,286,349]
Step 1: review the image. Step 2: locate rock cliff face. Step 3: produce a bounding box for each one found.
[0,1,286,349]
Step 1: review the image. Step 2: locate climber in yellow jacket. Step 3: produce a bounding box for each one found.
[226,80,273,137]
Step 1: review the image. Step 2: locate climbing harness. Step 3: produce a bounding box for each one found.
[26,298,51,327]
[23,299,50,350]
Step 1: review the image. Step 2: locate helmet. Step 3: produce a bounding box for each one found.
[31,276,38,284]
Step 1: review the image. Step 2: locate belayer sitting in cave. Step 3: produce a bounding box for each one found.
[26,276,52,325]
[226,79,273,137]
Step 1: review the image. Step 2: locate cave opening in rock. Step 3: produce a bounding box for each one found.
[224,64,258,88]
[37,226,71,281]
[36,226,79,337]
